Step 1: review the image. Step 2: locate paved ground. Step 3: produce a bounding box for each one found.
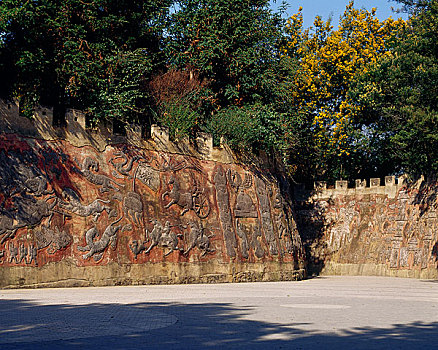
[0,276,437,349]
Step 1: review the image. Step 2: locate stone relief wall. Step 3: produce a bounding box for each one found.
[0,129,304,287]
[295,179,438,278]
[2,98,438,284]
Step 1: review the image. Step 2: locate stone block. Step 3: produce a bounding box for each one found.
[385,176,395,186]
[34,106,53,126]
[32,106,55,137]
[314,181,327,190]
[126,124,142,143]
[219,136,226,148]
[370,178,380,187]
[151,124,169,143]
[0,99,19,120]
[195,132,213,157]
[398,174,408,186]
[355,179,366,189]
[66,109,86,131]
[0,99,57,138]
[335,180,348,190]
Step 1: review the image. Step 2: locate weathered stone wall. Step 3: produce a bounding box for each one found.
[0,100,305,288]
[295,178,438,279]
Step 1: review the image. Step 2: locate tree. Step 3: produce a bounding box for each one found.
[394,0,432,14]
[281,1,406,181]
[351,0,438,175]
[166,0,285,110]
[158,0,295,164]
[0,0,171,123]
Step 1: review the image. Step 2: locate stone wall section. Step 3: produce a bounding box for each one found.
[0,100,305,288]
[295,178,438,279]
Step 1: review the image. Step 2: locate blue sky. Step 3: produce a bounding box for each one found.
[271,0,409,28]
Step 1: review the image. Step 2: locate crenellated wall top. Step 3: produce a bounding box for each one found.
[0,99,233,163]
[294,174,420,201]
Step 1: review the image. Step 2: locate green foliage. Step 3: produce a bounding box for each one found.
[155,96,201,141]
[89,49,154,124]
[147,69,207,140]
[395,0,432,14]
[0,0,171,121]
[2,0,436,181]
[206,104,287,153]
[351,0,438,175]
[280,3,407,182]
[160,0,295,168]
[166,0,285,109]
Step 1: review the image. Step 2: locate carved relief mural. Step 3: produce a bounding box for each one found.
[162,173,210,218]
[213,165,237,258]
[227,170,258,218]
[255,177,278,256]
[295,183,438,275]
[0,133,304,286]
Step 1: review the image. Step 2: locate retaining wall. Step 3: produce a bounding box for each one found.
[0,100,305,288]
[295,178,438,279]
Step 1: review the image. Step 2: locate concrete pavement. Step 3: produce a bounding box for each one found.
[0,276,437,349]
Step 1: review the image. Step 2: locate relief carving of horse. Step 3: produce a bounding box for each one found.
[161,175,210,218]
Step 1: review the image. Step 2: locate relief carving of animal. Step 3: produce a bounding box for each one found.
[160,155,202,173]
[110,151,140,178]
[123,192,143,226]
[162,174,210,218]
[160,222,182,256]
[144,220,182,256]
[196,234,214,256]
[184,222,215,256]
[35,225,72,253]
[24,175,53,196]
[60,188,111,221]
[129,240,147,259]
[12,195,57,227]
[135,162,160,192]
[78,216,123,261]
[0,196,57,244]
[162,175,194,216]
[0,212,18,243]
[143,219,163,254]
[81,157,123,193]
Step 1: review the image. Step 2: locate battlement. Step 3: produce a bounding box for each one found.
[0,99,223,161]
[295,175,413,201]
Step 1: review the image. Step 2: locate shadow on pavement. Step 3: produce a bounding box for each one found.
[0,299,437,349]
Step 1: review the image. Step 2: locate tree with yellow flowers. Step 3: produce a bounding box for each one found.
[282,1,406,181]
